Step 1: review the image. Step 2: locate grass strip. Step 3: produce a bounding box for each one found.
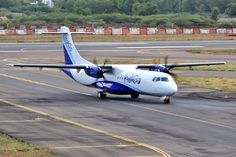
[0,134,55,157]
[174,64,236,72]
[0,34,234,42]
[176,76,236,93]
[188,49,236,55]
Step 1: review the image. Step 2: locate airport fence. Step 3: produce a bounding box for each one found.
[0,25,236,35]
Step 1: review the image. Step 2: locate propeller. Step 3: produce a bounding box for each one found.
[103,58,110,66]
[153,56,177,77]
[90,57,112,80]
[92,57,98,65]
[163,56,177,78]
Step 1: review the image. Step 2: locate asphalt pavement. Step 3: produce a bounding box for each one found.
[0,41,236,157]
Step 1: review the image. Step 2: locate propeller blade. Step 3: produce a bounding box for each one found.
[92,57,98,65]
[164,56,168,67]
[153,58,160,64]
[103,58,110,66]
[170,72,177,78]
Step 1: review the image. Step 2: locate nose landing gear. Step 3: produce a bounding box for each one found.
[160,96,170,104]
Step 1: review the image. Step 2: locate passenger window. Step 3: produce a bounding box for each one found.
[152,77,156,81]
[161,77,169,82]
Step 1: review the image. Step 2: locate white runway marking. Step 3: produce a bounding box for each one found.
[0,50,59,53]
[117,46,204,49]
[123,102,236,131]
[0,119,49,123]
[51,144,138,150]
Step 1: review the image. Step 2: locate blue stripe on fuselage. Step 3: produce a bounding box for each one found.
[63,44,75,80]
[95,81,143,95]
[63,44,73,65]
[62,69,75,80]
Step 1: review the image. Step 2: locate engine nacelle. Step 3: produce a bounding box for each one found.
[85,66,103,78]
[149,65,167,72]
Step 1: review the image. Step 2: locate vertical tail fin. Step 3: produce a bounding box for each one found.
[60,27,92,65]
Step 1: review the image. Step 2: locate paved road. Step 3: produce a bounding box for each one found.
[0,42,236,157]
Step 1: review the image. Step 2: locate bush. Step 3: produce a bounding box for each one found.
[7,12,218,28]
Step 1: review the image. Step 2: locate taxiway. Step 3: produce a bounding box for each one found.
[0,41,236,157]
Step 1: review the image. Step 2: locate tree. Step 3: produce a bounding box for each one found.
[116,0,137,15]
[132,2,157,16]
[225,3,236,17]
[182,0,198,13]
[0,0,14,8]
[211,7,220,20]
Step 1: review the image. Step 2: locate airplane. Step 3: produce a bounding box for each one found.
[8,26,226,104]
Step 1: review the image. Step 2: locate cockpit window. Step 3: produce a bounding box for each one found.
[152,77,156,81]
[161,77,169,82]
[153,77,169,82]
[152,77,161,82]
[155,77,161,81]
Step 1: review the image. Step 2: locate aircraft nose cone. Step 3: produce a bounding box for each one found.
[168,83,178,96]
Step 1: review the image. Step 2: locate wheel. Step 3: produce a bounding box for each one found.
[97,91,106,99]
[160,96,170,104]
[131,93,139,99]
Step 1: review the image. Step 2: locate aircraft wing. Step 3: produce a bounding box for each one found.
[137,62,226,70]
[165,62,226,70]
[7,64,88,69]
[7,64,113,70]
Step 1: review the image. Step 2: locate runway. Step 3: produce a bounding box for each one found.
[0,41,236,157]
[0,41,236,64]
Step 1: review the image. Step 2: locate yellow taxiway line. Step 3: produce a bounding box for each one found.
[1,73,235,131]
[0,99,171,157]
[0,73,92,96]
[0,73,172,157]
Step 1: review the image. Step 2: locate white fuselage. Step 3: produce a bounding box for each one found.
[68,65,178,97]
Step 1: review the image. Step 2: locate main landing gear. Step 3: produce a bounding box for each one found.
[97,91,106,99]
[160,96,170,104]
[131,93,139,99]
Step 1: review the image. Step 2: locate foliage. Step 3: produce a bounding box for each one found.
[1,0,236,27]
[132,2,157,16]
[211,7,220,20]
[225,3,236,17]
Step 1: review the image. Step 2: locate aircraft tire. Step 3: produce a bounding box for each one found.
[131,93,139,99]
[161,96,170,104]
[97,91,106,99]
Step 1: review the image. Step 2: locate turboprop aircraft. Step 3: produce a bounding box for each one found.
[8,26,226,104]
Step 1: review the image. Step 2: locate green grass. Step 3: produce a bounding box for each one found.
[0,134,55,157]
[175,64,236,72]
[188,49,236,55]
[176,76,236,93]
[0,34,234,43]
